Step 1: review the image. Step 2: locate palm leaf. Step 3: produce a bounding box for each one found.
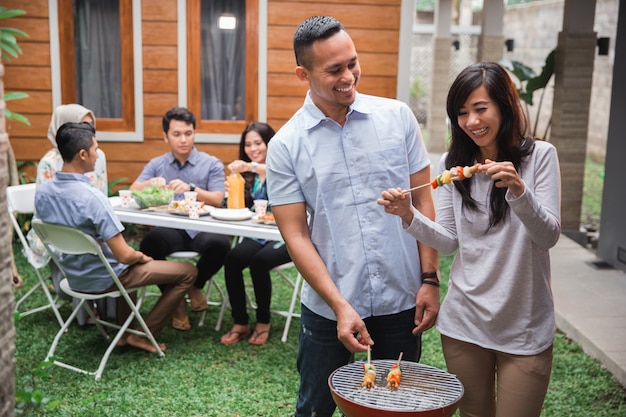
[4,108,31,126]
[0,7,26,20]
[0,27,28,37]
[4,91,28,101]
[1,41,21,60]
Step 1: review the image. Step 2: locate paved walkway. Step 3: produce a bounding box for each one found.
[427,152,626,387]
[551,234,626,387]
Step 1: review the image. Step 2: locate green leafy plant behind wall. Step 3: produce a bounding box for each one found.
[1,6,30,126]
[500,48,556,140]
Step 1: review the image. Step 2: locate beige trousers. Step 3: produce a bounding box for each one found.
[441,334,553,417]
[114,260,197,337]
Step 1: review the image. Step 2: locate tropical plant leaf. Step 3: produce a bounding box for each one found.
[1,30,16,44]
[500,58,536,83]
[0,7,26,20]
[1,8,30,126]
[0,8,28,62]
[1,42,21,59]
[1,27,28,38]
[4,91,28,101]
[518,50,556,106]
[108,177,129,197]
[525,49,556,97]
[500,48,557,138]
[5,109,31,126]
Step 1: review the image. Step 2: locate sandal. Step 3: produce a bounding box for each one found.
[220,327,251,345]
[172,316,191,331]
[249,325,271,345]
[189,293,208,312]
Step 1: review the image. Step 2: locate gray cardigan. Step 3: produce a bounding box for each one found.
[406,140,561,355]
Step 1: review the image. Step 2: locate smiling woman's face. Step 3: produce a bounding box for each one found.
[244,130,267,163]
[457,85,502,161]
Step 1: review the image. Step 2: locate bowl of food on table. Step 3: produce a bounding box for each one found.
[131,186,175,209]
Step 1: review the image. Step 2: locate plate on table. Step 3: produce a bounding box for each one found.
[210,208,254,221]
[169,206,213,216]
[167,200,215,216]
[252,213,276,225]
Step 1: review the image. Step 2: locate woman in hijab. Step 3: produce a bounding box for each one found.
[37,103,107,193]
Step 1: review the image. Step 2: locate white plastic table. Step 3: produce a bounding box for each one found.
[110,198,282,242]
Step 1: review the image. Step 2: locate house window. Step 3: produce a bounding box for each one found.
[58,0,135,132]
[187,0,258,134]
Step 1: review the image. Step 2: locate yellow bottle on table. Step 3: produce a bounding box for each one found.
[226,172,245,209]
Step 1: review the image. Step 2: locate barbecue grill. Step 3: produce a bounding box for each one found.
[329,359,464,417]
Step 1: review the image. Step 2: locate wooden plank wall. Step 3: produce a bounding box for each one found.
[4,0,52,182]
[4,0,401,189]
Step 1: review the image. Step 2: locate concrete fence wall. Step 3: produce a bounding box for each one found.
[410,0,617,160]
[503,0,617,160]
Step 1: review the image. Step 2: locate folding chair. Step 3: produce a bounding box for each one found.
[7,183,66,327]
[167,250,228,331]
[201,234,302,342]
[245,262,302,343]
[31,219,164,380]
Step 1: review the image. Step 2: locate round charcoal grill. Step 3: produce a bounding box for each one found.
[329,360,464,417]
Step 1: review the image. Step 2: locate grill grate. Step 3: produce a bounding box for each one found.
[329,360,463,412]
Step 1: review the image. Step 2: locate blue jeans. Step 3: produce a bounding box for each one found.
[294,305,422,417]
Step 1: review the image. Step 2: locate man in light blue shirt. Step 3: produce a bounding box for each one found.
[266,16,440,416]
[35,122,196,353]
[130,107,230,330]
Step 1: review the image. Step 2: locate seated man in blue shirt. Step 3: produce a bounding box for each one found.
[35,122,197,353]
[129,107,230,331]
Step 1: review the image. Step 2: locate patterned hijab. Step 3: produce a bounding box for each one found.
[47,104,97,148]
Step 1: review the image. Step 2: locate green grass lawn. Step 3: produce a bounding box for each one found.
[582,156,605,228]
[12,246,625,416]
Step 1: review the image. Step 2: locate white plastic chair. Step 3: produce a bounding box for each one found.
[7,183,66,327]
[198,261,301,342]
[199,235,302,342]
[32,219,164,380]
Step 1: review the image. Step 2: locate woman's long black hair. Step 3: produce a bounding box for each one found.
[445,62,535,229]
[238,122,275,208]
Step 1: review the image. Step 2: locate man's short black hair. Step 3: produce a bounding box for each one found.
[293,16,344,69]
[162,107,196,133]
[56,122,96,163]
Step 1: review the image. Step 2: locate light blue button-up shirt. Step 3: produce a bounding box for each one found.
[135,147,225,237]
[266,92,430,320]
[135,147,225,198]
[35,172,126,293]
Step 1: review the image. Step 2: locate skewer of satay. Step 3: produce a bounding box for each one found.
[361,346,376,389]
[402,163,481,194]
[386,352,403,390]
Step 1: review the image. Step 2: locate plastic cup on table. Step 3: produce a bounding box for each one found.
[188,201,203,219]
[253,199,268,216]
[184,191,197,204]
[119,190,132,208]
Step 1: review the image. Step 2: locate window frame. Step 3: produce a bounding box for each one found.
[54,0,143,142]
[185,0,258,136]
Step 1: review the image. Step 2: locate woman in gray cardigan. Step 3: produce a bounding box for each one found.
[378,62,561,417]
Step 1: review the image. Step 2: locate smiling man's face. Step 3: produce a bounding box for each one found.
[296,30,361,119]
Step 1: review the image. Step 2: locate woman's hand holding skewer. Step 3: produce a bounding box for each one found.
[377,188,414,225]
